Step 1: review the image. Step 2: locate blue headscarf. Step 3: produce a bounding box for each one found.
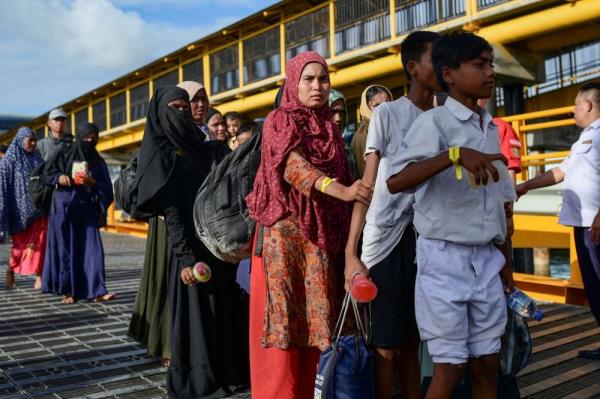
[0,127,43,235]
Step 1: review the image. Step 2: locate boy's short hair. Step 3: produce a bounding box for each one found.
[237,122,258,137]
[579,82,600,104]
[224,111,242,122]
[401,31,440,81]
[0,144,7,154]
[432,31,493,92]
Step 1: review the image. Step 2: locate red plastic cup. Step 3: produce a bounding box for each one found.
[350,274,378,303]
[74,171,87,185]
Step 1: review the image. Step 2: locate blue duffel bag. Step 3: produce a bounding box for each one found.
[314,293,374,399]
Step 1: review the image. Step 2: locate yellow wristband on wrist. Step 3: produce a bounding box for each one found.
[320,177,335,193]
[449,147,463,181]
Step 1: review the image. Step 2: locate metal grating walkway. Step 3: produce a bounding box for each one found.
[0,233,250,399]
[1,233,600,398]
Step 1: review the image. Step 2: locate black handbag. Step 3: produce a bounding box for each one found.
[28,161,54,214]
[113,157,137,215]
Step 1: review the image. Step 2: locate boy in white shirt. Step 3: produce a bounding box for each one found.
[344,31,441,399]
[517,82,600,360]
[387,31,515,399]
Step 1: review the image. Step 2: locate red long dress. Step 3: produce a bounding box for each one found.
[249,152,343,399]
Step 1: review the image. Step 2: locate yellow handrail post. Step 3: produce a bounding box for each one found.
[329,0,336,58]
[466,0,478,18]
[239,39,244,88]
[568,229,582,286]
[203,53,211,97]
[125,85,131,125]
[280,19,286,75]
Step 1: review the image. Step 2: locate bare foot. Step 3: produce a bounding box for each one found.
[5,270,15,288]
[62,295,76,304]
[94,293,115,302]
[34,274,42,289]
[161,357,170,367]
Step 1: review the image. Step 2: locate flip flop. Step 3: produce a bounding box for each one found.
[94,293,116,302]
[5,270,15,288]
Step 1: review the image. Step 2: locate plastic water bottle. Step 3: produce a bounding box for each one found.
[193,262,212,283]
[350,274,378,303]
[507,288,544,321]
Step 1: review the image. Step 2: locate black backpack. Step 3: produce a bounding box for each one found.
[193,132,262,263]
[113,157,138,216]
[28,161,54,214]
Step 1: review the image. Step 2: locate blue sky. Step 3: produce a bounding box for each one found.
[0,0,277,117]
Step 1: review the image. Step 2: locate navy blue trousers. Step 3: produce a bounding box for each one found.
[574,227,600,324]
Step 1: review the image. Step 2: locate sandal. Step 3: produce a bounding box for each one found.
[94,293,116,302]
[5,270,15,288]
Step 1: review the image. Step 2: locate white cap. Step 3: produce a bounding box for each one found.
[48,108,67,120]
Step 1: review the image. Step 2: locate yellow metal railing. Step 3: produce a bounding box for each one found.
[503,105,575,181]
[501,105,589,304]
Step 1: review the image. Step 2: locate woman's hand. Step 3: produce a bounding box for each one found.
[58,175,71,187]
[180,267,197,286]
[344,254,369,293]
[341,180,372,206]
[83,175,96,187]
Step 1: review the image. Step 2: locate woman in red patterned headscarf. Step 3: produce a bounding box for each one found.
[246,51,372,398]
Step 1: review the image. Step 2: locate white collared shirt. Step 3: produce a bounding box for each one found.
[388,96,516,245]
[361,97,422,268]
[558,118,600,227]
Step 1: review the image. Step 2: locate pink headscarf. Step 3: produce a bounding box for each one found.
[246,52,352,253]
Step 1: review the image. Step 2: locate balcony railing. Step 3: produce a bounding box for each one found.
[397,0,465,34]
[182,59,204,84]
[285,6,330,60]
[92,101,107,132]
[74,108,88,133]
[21,0,566,140]
[335,0,390,54]
[130,83,149,122]
[478,0,510,10]
[244,28,281,84]
[210,45,239,95]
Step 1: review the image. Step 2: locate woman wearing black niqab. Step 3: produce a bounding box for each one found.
[41,122,115,304]
[132,86,248,398]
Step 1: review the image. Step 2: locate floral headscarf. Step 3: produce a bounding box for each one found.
[0,127,43,234]
[247,51,352,253]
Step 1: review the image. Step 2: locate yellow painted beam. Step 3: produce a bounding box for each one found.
[97,127,144,152]
[477,0,600,44]
[513,214,571,248]
[329,0,335,58]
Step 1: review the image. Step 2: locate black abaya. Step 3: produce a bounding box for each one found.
[131,86,246,398]
[161,155,249,398]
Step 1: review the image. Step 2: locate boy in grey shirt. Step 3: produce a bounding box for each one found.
[344,31,441,399]
[387,32,515,399]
